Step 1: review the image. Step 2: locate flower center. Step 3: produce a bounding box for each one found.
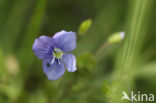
[53,48,63,59]
[50,48,63,65]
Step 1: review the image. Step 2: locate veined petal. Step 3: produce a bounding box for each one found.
[32,36,54,60]
[42,58,65,81]
[63,53,77,72]
[53,30,76,52]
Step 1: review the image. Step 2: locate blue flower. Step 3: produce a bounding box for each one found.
[32,30,77,81]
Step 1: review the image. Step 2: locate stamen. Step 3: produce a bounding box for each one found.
[51,56,55,65]
[58,59,61,64]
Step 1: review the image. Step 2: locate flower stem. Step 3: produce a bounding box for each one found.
[95,41,109,57]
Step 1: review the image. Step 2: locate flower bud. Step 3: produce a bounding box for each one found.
[108,32,125,44]
[78,19,92,35]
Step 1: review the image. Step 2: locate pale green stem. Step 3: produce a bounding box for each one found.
[95,41,109,57]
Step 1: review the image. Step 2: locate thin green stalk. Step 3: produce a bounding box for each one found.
[16,0,47,101]
[18,0,47,73]
[95,42,109,57]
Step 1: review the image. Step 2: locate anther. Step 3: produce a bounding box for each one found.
[58,59,61,64]
[51,57,55,65]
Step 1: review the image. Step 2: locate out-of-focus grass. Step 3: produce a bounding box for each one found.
[0,45,6,77]
[0,0,31,51]
[0,0,156,103]
[110,0,155,102]
[18,0,47,72]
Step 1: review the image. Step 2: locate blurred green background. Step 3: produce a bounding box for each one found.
[0,0,156,103]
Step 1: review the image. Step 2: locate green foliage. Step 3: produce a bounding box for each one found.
[0,45,6,78]
[4,78,22,100]
[0,0,156,103]
[77,52,97,74]
[102,81,112,98]
[111,0,155,102]
[28,90,47,103]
